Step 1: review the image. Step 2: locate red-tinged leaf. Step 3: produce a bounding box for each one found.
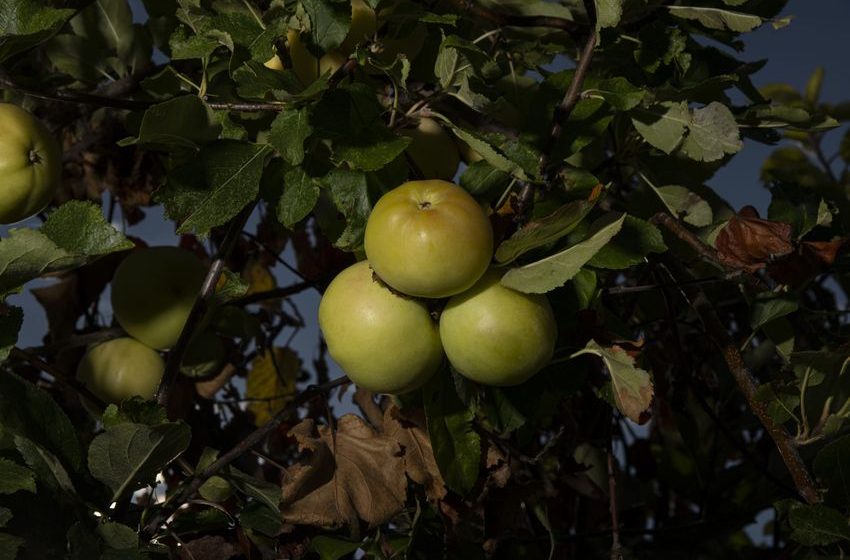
[716,205,794,272]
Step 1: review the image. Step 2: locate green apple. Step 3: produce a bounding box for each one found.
[439,269,557,386]
[77,337,165,403]
[111,246,207,350]
[0,104,61,224]
[288,0,376,83]
[374,0,427,65]
[318,261,443,394]
[401,117,461,180]
[364,180,493,298]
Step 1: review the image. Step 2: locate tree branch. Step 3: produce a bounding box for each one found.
[231,280,316,306]
[141,375,350,538]
[156,204,256,411]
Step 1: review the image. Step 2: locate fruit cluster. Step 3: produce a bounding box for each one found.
[319,180,557,394]
[77,247,207,404]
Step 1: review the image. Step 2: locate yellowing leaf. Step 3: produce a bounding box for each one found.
[571,340,653,424]
[246,348,299,426]
[242,258,276,295]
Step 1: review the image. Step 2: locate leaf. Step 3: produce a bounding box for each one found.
[588,215,666,269]
[595,0,623,30]
[0,306,22,361]
[679,103,743,162]
[301,0,352,52]
[422,372,481,496]
[88,422,191,501]
[278,168,321,228]
[96,522,138,550]
[750,295,798,330]
[318,168,371,251]
[0,371,82,471]
[0,201,132,297]
[119,96,220,151]
[0,0,74,63]
[716,206,794,272]
[268,108,312,166]
[382,405,446,501]
[13,436,75,494]
[814,435,850,507]
[632,101,689,155]
[312,536,363,560]
[101,398,167,429]
[667,6,765,33]
[571,340,653,424]
[647,182,713,227]
[0,457,35,494]
[245,347,299,427]
[450,125,528,181]
[495,200,595,264]
[0,508,10,528]
[584,77,645,111]
[788,503,850,546]
[160,141,271,235]
[501,214,625,294]
[280,415,408,528]
[238,501,283,537]
[0,533,24,560]
[71,0,134,60]
[180,536,240,560]
[227,467,282,512]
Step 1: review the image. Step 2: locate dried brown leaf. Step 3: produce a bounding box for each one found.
[179,536,239,560]
[280,415,407,529]
[382,405,447,501]
[716,205,793,272]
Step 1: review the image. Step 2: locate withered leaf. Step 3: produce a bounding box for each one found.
[179,535,239,560]
[382,405,446,501]
[280,415,407,529]
[716,205,793,272]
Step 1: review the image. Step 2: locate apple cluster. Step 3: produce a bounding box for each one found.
[319,180,558,394]
[77,247,207,404]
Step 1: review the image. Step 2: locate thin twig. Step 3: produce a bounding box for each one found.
[607,445,623,560]
[156,204,257,410]
[231,280,316,306]
[141,375,350,538]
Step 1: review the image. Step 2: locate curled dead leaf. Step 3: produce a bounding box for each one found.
[382,405,447,501]
[716,206,793,272]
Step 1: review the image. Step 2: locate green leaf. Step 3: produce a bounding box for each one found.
[632,102,689,155]
[0,0,74,63]
[595,0,623,30]
[0,306,22,361]
[227,467,282,512]
[160,141,271,235]
[70,0,134,60]
[0,371,82,471]
[422,372,481,496]
[0,533,24,560]
[646,181,713,227]
[501,214,625,294]
[460,161,510,197]
[750,295,798,330]
[319,168,370,251]
[588,215,666,269]
[0,508,10,528]
[198,475,234,503]
[449,124,528,181]
[495,200,595,264]
[788,503,850,546]
[0,201,132,297]
[14,436,76,493]
[0,457,35,494]
[301,0,352,52]
[584,77,644,111]
[119,96,221,151]
[278,167,321,228]
[805,67,825,104]
[814,435,850,507]
[679,103,742,162]
[101,398,167,428]
[312,535,363,560]
[268,108,313,166]
[667,6,764,33]
[239,501,283,537]
[571,340,653,424]
[96,522,138,550]
[88,422,191,502]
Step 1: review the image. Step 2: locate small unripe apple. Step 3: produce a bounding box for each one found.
[0,104,61,224]
[77,337,165,403]
[364,180,493,298]
[318,261,443,394]
[439,269,557,386]
[401,117,461,180]
[111,247,206,350]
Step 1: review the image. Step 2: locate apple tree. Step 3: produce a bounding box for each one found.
[0,0,849,558]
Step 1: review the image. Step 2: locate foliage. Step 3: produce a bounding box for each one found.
[0,0,849,558]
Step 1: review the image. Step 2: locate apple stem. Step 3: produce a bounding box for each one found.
[28,149,42,165]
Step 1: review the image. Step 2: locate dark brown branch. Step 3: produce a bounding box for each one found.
[651,213,723,266]
[231,280,316,306]
[141,375,350,538]
[607,446,623,560]
[156,204,256,411]
[10,347,107,411]
[442,0,580,37]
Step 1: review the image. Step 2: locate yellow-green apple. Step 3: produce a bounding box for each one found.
[364,179,493,298]
[439,269,557,386]
[76,337,165,403]
[401,117,461,180]
[0,104,61,224]
[318,261,443,393]
[111,246,206,350]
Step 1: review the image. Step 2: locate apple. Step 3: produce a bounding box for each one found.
[0,104,61,224]
[364,179,493,298]
[401,117,461,180]
[439,269,557,386]
[456,137,483,165]
[318,261,443,394]
[288,0,376,84]
[76,337,165,403]
[373,1,427,65]
[111,246,207,350]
